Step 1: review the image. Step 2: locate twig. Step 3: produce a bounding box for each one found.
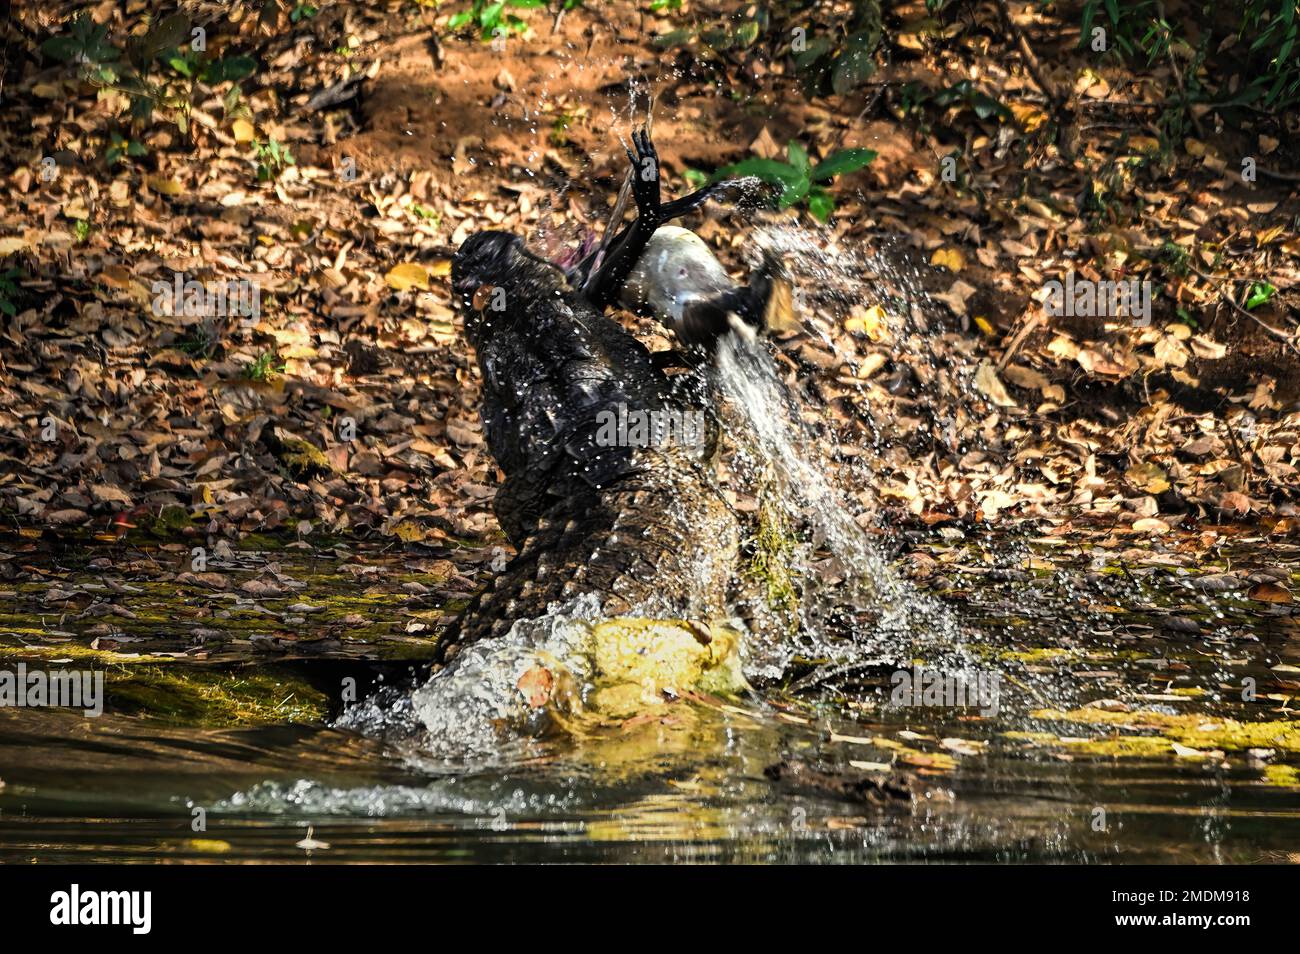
[1221,415,1252,476]
[831,84,887,152]
[997,307,1044,372]
[1257,166,1300,183]
[1185,262,1300,358]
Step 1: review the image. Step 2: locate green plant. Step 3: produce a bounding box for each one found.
[654,5,767,57]
[0,268,24,316]
[790,0,881,96]
[177,322,219,359]
[40,12,120,64]
[654,1,882,98]
[1156,241,1191,277]
[409,202,441,225]
[447,0,544,42]
[105,131,147,165]
[254,138,295,182]
[290,4,318,22]
[549,110,573,146]
[931,80,1013,122]
[1245,281,1277,310]
[74,220,91,243]
[242,351,286,381]
[42,11,257,148]
[1080,0,1300,115]
[681,168,710,190]
[714,141,877,222]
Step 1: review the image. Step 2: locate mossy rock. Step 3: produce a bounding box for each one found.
[150,505,196,537]
[587,618,749,716]
[269,429,333,478]
[745,498,801,630]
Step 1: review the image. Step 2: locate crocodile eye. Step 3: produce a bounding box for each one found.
[471,284,494,311]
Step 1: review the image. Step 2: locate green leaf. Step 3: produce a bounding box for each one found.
[777,174,811,208]
[143,13,192,61]
[717,157,800,188]
[969,92,1013,121]
[682,168,709,189]
[653,28,695,48]
[700,28,735,51]
[735,20,761,47]
[41,37,82,62]
[447,11,474,29]
[807,188,835,222]
[786,140,811,175]
[792,36,832,71]
[201,55,257,84]
[811,148,877,182]
[831,32,877,96]
[1245,281,1276,310]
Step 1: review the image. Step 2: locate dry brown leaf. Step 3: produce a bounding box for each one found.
[1247,582,1292,604]
[385,263,430,291]
[974,361,1017,408]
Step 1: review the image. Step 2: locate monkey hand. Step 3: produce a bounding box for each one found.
[626,127,661,226]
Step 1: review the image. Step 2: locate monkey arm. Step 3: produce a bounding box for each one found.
[574,128,740,308]
[579,128,660,310]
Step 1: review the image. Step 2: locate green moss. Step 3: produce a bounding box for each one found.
[858,734,960,771]
[0,641,170,663]
[0,641,329,726]
[150,505,196,536]
[1031,707,1300,754]
[1005,730,1177,758]
[277,435,332,477]
[745,498,800,628]
[1263,764,1300,786]
[106,664,329,727]
[998,647,1078,664]
[233,532,288,551]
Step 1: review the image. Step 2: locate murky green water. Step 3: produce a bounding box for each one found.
[2,532,1298,863]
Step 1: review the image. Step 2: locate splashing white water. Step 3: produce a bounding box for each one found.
[337,594,608,762]
[711,228,970,677]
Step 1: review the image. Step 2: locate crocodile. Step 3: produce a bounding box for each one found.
[432,129,793,671]
[435,227,743,669]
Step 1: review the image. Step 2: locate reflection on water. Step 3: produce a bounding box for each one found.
[3,592,1300,864]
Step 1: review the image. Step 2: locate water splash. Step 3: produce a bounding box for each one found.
[336,594,606,763]
[714,326,966,679]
